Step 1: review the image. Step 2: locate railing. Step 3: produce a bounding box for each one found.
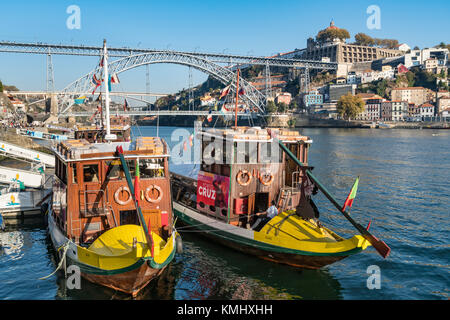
[80,189,107,217]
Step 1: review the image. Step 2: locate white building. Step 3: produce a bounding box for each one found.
[404,48,449,68]
[396,43,410,52]
[418,103,435,119]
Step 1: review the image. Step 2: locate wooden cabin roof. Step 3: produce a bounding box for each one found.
[54,136,167,161]
[199,127,311,143]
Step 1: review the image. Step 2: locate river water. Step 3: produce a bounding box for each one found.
[0,127,448,300]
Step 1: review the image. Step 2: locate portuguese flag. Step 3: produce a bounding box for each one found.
[342,176,359,212]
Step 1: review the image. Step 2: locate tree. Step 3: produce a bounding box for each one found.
[277,102,288,113]
[337,93,365,120]
[376,79,388,98]
[266,100,277,114]
[0,80,3,93]
[316,28,350,44]
[354,33,374,46]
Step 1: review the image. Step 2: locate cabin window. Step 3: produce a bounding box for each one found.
[106,160,123,180]
[71,163,78,184]
[126,159,136,177]
[120,210,139,226]
[139,158,165,178]
[83,164,100,183]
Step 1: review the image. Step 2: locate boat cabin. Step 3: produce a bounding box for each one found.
[194,126,314,228]
[52,136,172,245]
[74,125,131,143]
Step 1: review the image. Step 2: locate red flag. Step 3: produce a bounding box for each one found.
[219,85,230,99]
[207,110,212,122]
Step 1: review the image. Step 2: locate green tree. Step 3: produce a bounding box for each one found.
[376,79,388,98]
[316,28,350,44]
[0,80,3,92]
[354,33,374,46]
[277,102,288,113]
[337,93,365,120]
[266,100,277,114]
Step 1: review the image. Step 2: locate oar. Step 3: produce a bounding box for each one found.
[276,138,391,258]
[115,146,154,256]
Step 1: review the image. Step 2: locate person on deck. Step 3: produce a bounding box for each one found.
[251,200,278,231]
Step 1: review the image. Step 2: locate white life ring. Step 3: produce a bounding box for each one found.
[114,186,132,205]
[145,185,163,203]
[259,171,274,186]
[236,170,252,186]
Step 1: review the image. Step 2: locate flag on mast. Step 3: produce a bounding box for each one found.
[342,176,360,212]
[134,158,140,206]
[219,85,230,99]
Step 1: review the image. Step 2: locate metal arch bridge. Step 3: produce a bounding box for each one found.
[0,41,337,69]
[58,51,270,116]
[0,41,339,117]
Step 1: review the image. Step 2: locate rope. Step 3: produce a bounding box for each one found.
[39,242,70,280]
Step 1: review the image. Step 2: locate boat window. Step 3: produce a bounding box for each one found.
[139,158,165,178]
[83,164,100,183]
[106,160,122,180]
[71,163,77,184]
[126,159,136,177]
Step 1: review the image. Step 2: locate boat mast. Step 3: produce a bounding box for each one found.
[103,39,116,142]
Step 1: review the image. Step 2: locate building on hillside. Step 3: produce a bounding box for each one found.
[303,90,323,107]
[396,63,409,74]
[440,107,450,119]
[346,71,360,84]
[391,101,409,121]
[404,47,449,68]
[309,102,338,119]
[437,97,450,114]
[396,43,410,52]
[381,101,393,121]
[275,92,292,105]
[407,103,419,120]
[249,74,287,97]
[391,87,429,105]
[355,97,384,121]
[300,21,403,64]
[418,103,435,120]
[200,94,217,107]
[381,101,408,121]
[327,84,356,102]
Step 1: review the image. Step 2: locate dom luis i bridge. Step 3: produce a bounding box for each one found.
[0,41,338,118]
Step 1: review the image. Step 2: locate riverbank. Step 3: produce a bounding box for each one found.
[136,114,450,129]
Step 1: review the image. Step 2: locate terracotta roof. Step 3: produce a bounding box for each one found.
[392,87,426,90]
[420,103,434,107]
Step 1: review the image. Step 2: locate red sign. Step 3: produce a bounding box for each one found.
[196,171,229,209]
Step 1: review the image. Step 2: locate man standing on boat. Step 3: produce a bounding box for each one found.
[251,201,278,231]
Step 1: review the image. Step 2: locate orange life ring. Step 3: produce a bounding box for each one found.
[259,171,274,186]
[114,186,132,205]
[236,170,252,186]
[145,185,163,203]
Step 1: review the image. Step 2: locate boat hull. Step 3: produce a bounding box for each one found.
[173,201,365,269]
[47,208,175,296]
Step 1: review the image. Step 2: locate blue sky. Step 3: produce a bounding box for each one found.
[0,0,448,100]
